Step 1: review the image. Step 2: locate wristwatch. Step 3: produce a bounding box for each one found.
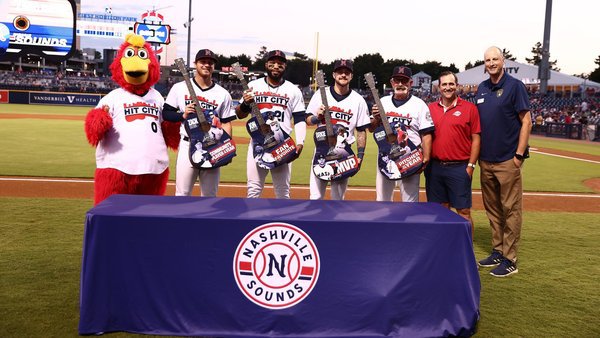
[467,163,476,168]
[515,153,525,161]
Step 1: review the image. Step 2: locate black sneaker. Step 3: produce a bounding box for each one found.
[478,251,503,267]
[490,258,519,277]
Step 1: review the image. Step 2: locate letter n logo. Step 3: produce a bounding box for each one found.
[267,254,287,277]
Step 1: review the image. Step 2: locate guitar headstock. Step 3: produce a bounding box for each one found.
[315,70,326,88]
[364,72,377,91]
[174,58,189,76]
[231,62,245,81]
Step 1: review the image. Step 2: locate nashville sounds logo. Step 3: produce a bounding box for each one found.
[233,222,320,309]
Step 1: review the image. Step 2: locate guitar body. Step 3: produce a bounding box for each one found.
[246,112,297,170]
[184,111,236,169]
[312,124,359,181]
[372,120,423,180]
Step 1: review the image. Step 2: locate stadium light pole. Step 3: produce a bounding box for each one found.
[186,0,192,69]
[312,32,319,92]
[539,0,552,95]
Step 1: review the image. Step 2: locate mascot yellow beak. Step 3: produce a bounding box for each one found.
[120,35,151,85]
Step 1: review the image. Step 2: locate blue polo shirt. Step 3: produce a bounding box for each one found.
[476,73,529,162]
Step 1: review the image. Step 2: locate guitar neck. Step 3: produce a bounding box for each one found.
[365,74,394,136]
[317,86,335,137]
[174,58,209,125]
[231,64,266,126]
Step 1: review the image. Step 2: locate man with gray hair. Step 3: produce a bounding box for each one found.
[475,46,532,277]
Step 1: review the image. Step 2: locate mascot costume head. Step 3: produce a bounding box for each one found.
[84,34,180,205]
[110,34,161,96]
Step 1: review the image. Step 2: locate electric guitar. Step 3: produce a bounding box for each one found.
[231,62,297,170]
[312,70,359,181]
[364,72,423,180]
[174,58,236,169]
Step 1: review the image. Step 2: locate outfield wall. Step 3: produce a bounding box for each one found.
[0,90,102,107]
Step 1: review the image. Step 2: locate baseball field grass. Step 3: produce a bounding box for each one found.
[1,198,598,337]
[0,103,598,192]
[1,103,599,337]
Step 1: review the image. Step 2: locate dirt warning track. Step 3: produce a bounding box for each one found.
[1,176,598,212]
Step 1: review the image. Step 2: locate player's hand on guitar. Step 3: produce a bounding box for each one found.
[182,103,195,119]
[371,104,380,116]
[242,88,255,104]
[317,104,326,123]
[370,104,382,129]
[294,144,304,160]
[417,158,429,174]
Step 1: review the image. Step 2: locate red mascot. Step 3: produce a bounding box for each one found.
[85,34,180,205]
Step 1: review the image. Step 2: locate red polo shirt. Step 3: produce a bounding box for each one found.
[428,97,480,161]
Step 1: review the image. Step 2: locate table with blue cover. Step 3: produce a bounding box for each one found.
[79,195,480,337]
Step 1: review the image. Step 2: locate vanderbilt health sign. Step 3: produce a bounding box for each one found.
[29,92,101,106]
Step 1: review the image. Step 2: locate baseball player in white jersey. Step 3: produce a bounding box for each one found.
[235,50,307,199]
[163,49,237,197]
[95,87,169,174]
[370,66,434,202]
[305,59,370,200]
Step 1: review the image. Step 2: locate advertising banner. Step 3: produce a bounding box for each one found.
[0,0,76,61]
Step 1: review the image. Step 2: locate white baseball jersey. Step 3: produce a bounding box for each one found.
[165,80,236,137]
[307,87,370,201]
[164,80,236,197]
[243,77,305,199]
[306,87,371,144]
[377,95,434,146]
[375,94,433,203]
[95,88,168,175]
[243,77,305,136]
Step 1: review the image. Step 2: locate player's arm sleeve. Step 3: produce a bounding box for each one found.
[418,103,435,135]
[291,89,307,144]
[356,98,372,131]
[305,94,319,116]
[162,103,184,122]
[514,81,531,113]
[419,126,435,135]
[293,111,307,145]
[304,93,323,125]
[220,92,237,123]
[470,104,481,134]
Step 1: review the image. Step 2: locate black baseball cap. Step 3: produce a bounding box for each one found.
[333,59,353,73]
[266,50,287,62]
[195,49,218,63]
[391,66,412,80]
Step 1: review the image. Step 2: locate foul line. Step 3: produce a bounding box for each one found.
[1,177,598,198]
[530,149,600,164]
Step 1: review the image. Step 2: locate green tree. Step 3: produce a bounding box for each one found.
[525,41,560,71]
[465,60,484,70]
[286,58,312,87]
[251,46,268,71]
[351,53,385,90]
[588,55,600,83]
[214,54,231,69]
[502,48,517,61]
[293,52,308,61]
[229,54,253,68]
[255,46,267,61]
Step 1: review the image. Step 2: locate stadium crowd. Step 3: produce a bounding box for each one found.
[0,69,117,94]
[2,68,599,140]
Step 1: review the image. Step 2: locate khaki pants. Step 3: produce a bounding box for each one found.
[479,159,523,262]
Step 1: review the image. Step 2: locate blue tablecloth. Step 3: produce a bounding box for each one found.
[79,195,480,337]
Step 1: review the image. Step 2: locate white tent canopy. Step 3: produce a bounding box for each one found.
[432,60,600,91]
